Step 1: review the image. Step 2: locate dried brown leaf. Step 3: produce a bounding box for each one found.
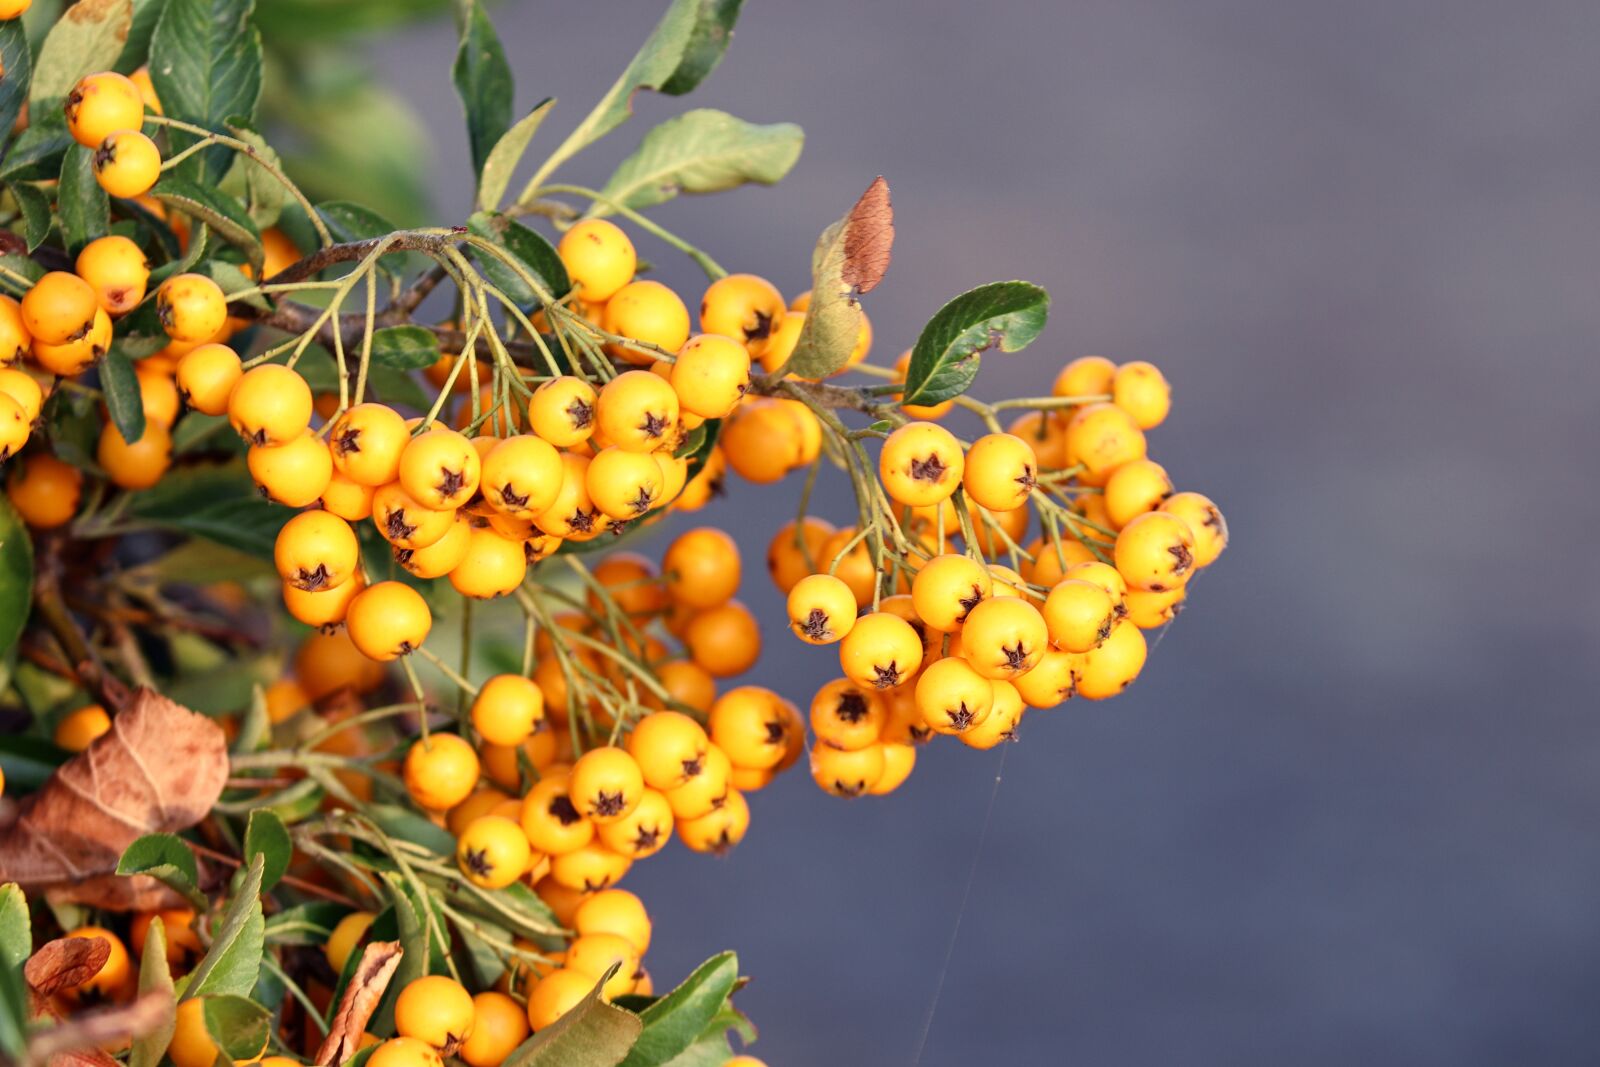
[315,941,404,1067]
[0,689,229,907]
[840,176,893,293]
[24,937,111,997]
[27,991,173,1067]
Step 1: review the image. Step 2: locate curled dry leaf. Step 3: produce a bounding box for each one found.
[27,991,174,1067]
[840,175,893,294]
[24,936,112,997]
[0,689,229,910]
[316,941,404,1067]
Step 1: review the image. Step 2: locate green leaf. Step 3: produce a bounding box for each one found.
[150,176,263,270]
[467,210,570,304]
[0,961,24,1062]
[364,804,455,854]
[0,253,44,288]
[58,144,109,254]
[202,994,271,1061]
[100,348,148,444]
[785,177,894,380]
[0,736,65,793]
[0,884,30,970]
[30,0,135,118]
[128,914,176,1067]
[153,498,282,558]
[244,809,291,891]
[537,0,744,185]
[0,21,32,158]
[316,200,405,284]
[503,967,643,1067]
[370,872,429,1033]
[901,281,1050,407]
[183,852,265,999]
[262,901,345,947]
[0,496,32,660]
[217,121,285,229]
[116,832,206,909]
[618,953,739,1067]
[0,125,74,182]
[451,0,513,181]
[203,259,268,310]
[129,461,284,556]
[8,181,51,251]
[231,682,271,754]
[598,109,801,215]
[115,0,171,74]
[477,97,552,214]
[370,325,440,371]
[149,0,263,180]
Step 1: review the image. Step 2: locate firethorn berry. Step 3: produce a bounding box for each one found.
[626,710,710,791]
[325,911,374,974]
[838,611,924,690]
[323,470,377,521]
[767,516,836,593]
[548,838,632,891]
[596,369,680,452]
[1075,619,1149,699]
[684,599,761,677]
[650,658,716,714]
[595,786,674,858]
[881,685,933,746]
[663,526,740,608]
[963,432,1038,513]
[960,678,1025,750]
[7,454,82,527]
[32,305,111,376]
[347,580,432,661]
[282,554,361,626]
[911,553,992,632]
[662,743,731,820]
[471,674,545,747]
[589,552,669,618]
[0,373,44,429]
[169,997,263,1067]
[1054,354,1116,399]
[1065,402,1147,478]
[725,1058,770,1067]
[671,333,751,418]
[1042,578,1118,653]
[367,1037,444,1067]
[1007,409,1070,470]
[481,434,563,517]
[527,968,600,1030]
[915,656,994,735]
[93,130,161,199]
[587,446,664,519]
[21,271,98,345]
[699,273,785,353]
[173,343,239,415]
[1012,648,1077,709]
[678,786,751,854]
[1026,535,1093,585]
[565,932,642,999]
[866,742,916,795]
[0,296,27,365]
[530,451,598,539]
[156,273,227,343]
[456,814,533,890]
[63,926,130,998]
[395,975,479,1050]
[603,279,691,364]
[74,235,149,315]
[295,628,384,698]
[447,525,526,599]
[1061,559,1129,613]
[1123,585,1186,628]
[879,421,964,507]
[786,573,857,645]
[810,678,887,750]
[0,395,27,462]
[64,72,144,148]
[0,0,31,18]
[1112,360,1172,429]
[400,426,480,510]
[228,364,312,446]
[98,418,172,490]
[455,994,528,1067]
[527,375,597,447]
[54,704,111,751]
[573,888,651,953]
[569,746,644,824]
[520,773,595,855]
[1159,491,1228,568]
[960,596,1049,680]
[129,908,202,968]
[329,403,409,486]
[402,733,478,812]
[1113,510,1196,592]
[134,364,179,427]
[557,219,637,302]
[373,482,455,550]
[249,432,333,507]
[754,308,803,373]
[274,510,359,591]
[1103,458,1173,529]
[718,399,802,483]
[810,741,885,798]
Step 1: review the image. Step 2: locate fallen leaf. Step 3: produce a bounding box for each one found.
[0,689,229,909]
[315,941,404,1067]
[27,991,173,1067]
[25,937,111,997]
[840,176,893,293]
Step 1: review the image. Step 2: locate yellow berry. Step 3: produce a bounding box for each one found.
[156,273,227,344]
[914,656,994,735]
[1158,491,1227,568]
[456,815,532,890]
[403,734,479,812]
[1102,458,1173,529]
[526,969,598,1031]
[248,432,333,507]
[325,911,374,974]
[838,611,924,691]
[786,573,857,645]
[93,130,161,199]
[75,235,149,315]
[399,426,480,510]
[98,418,171,490]
[1065,402,1146,478]
[64,72,144,148]
[586,445,664,520]
[699,273,785,354]
[330,403,410,487]
[372,482,455,550]
[602,280,690,365]
[6,453,80,527]
[962,432,1038,512]
[677,786,750,854]
[1112,510,1196,592]
[809,742,884,798]
[1074,619,1148,699]
[671,333,751,418]
[557,219,636,302]
[1111,360,1171,429]
[626,710,711,792]
[520,772,594,856]
[879,421,963,507]
[228,364,312,446]
[959,678,1024,750]
[663,526,740,608]
[481,433,564,517]
[527,375,597,448]
[810,677,886,751]
[347,581,432,661]
[595,369,679,453]
[910,553,992,632]
[471,675,545,747]
[959,596,1049,680]
[458,992,529,1067]
[366,1038,443,1067]
[1042,578,1117,653]
[21,271,98,346]
[54,703,111,751]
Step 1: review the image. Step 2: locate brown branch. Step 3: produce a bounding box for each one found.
[262,230,466,287]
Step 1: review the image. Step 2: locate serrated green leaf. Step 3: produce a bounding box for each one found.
[658,0,742,95]
[149,0,262,180]
[101,348,148,444]
[30,0,134,118]
[370,325,440,371]
[130,460,284,557]
[0,21,32,157]
[217,121,285,229]
[467,210,570,304]
[503,966,643,1067]
[0,253,44,289]
[619,952,739,1067]
[785,177,893,379]
[0,884,30,970]
[598,110,801,215]
[7,181,51,251]
[58,144,109,253]
[452,0,513,181]
[901,281,1050,407]
[203,994,271,1061]
[151,177,263,270]
[477,97,552,214]
[183,852,265,999]
[129,914,176,1067]
[0,125,74,182]
[0,496,33,660]
[244,809,291,891]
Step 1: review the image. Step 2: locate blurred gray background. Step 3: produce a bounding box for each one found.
[368,2,1600,1063]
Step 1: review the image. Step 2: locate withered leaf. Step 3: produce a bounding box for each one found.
[785,176,896,380]
[28,991,174,1067]
[0,690,228,908]
[315,941,404,1067]
[840,175,893,294]
[25,937,111,997]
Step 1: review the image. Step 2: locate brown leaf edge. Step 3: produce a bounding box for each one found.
[840,176,893,294]
[27,991,173,1067]
[24,937,113,998]
[315,941,404,1067]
